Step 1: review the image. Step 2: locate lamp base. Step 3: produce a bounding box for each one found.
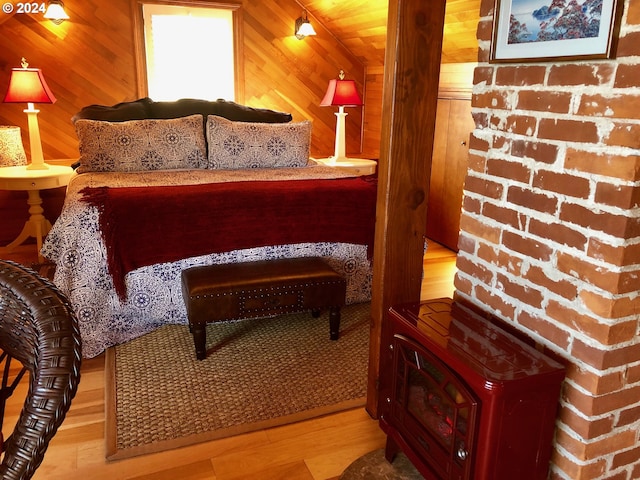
[26,162,50,170]
[24,106,50,171]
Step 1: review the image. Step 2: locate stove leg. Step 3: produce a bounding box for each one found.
[384,436,399,463]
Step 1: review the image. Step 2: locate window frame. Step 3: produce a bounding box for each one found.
[131,0,245,102]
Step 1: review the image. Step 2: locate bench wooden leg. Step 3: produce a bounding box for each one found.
[192,323,207,360]
[329,306,340,340]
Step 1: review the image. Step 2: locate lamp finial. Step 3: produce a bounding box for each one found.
[339,70,345,80]
[21,57,28,69]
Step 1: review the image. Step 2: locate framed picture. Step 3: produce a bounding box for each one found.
[491,0,624,62]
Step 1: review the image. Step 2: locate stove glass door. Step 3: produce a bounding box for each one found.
[392,334,478,480]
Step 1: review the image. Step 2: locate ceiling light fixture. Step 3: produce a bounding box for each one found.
[295,10,316,39]
[43,0,70,24]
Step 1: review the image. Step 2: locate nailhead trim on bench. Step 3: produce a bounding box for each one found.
[189,280,346,300]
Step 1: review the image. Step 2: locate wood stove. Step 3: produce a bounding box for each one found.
[379,298,565,480]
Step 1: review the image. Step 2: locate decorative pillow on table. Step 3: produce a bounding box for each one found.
[0,126,27,166]
[206,115,311,169]
[75,114,207,173]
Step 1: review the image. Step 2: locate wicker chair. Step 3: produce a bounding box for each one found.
[0,260,82,480]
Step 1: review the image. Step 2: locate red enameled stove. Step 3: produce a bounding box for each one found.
[379,298,565,480]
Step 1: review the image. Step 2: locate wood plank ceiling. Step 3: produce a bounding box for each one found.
[300,0,481,66]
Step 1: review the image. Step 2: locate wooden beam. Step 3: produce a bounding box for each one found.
[366,0,446,416]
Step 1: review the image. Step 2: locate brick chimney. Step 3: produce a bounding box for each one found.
[456,0,640,478]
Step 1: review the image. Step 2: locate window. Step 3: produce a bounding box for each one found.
[133,1,243,102]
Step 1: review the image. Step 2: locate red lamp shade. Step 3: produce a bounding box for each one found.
[3,67,56,104]
[320,73,362,107]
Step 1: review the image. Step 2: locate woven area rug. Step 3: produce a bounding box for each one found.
[105,302,371,460]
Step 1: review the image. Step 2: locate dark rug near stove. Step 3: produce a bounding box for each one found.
[340,449,424,479]
[105,302,371,460]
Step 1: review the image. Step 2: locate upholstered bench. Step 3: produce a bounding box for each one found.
[181,257,347,360]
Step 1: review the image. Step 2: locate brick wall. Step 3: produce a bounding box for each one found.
[458,0,640,478]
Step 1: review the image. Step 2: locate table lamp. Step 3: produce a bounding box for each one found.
[3,58,57,170]
[320,70,363,164]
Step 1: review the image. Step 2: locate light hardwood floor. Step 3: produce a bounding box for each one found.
[1,241,457,480]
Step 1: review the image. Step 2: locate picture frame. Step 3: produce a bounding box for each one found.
[490,0,624,63]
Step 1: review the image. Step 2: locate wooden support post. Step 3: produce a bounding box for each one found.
[367,0,447,417]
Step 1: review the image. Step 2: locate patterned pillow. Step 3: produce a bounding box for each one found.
[0,126,27,166]
[206,115,311,169]
[75,115,207,173]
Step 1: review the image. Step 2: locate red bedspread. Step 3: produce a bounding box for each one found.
[80,176,377,300]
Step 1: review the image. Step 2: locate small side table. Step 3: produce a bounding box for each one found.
[0,164,74,262]
[313,157,377,175]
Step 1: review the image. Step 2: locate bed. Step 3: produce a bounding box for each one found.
[41,98,377,358]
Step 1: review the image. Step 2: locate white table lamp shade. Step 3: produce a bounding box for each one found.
[0,126,27,167]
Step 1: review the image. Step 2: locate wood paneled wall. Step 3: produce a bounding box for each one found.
[0,0,370,162]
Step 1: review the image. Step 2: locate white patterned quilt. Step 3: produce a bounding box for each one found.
[41,164,374,358]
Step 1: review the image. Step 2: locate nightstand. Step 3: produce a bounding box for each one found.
[313,157,377,175]
[0,164,74,262]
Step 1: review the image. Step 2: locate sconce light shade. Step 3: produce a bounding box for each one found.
[43,0,70,24]
[3,58,56,170]
[295,11,316,39]
[0,126,27,167]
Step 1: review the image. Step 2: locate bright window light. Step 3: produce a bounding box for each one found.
[143,4,235,101]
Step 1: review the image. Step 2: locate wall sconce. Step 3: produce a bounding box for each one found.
[3,58,57,170]
[43,0,70,24]
[295,10,316,39]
